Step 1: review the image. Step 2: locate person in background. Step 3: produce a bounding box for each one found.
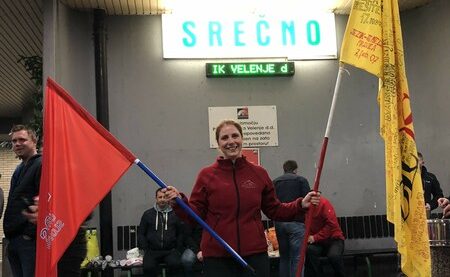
[418,152,444,213]
[0,173,4,219]
[181,224,203,277]
[273,160,310,277]
[3,125,41,277]
[164,119,321,277]
[305,196,345,277]
[437,197,450,218]
[138,188,184,277]
[6,125,89,277]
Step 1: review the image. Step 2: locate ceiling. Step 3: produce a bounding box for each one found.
[59,0,432,15]
[0,0,433,136]
[0,0,42,120]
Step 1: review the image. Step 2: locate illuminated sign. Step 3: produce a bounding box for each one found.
[206,62,294,77]
[162,13,337,60]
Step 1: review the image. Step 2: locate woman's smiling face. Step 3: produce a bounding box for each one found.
[217,124,243,161]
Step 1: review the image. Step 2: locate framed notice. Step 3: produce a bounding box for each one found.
[208,105,278,148]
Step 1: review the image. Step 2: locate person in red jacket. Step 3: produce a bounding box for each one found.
[305,197,345,277]
[164,119,320,277]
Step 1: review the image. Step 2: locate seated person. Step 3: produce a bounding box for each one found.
[438,197,450,218]
[181,224,203,277]
[418,152,444,212]
[305,196,345,277]
[138,188,184,277]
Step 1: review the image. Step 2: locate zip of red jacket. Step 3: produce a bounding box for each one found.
[173,156,309,258]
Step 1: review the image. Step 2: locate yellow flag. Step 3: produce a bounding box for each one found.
[340,1,431,276]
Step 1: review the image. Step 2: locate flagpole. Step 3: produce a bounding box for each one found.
[296,65,346,277]
[134,159,256,275]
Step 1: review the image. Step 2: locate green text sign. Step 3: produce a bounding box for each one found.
[206,62,295,78]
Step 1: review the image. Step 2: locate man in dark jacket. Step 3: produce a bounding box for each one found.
[138,188,184,276]
[4,125,88,277]
[3,125,41,277]
[0,175,4,218]
[418,152,444,212]
[273,160,310,277]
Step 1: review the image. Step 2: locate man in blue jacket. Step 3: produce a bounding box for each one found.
[273,160,311,277]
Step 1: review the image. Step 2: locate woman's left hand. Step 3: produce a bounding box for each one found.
[301,191,321,208]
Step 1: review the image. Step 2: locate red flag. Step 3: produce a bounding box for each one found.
[36,78,136,276]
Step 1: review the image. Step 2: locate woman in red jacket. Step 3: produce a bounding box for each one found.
[164,119,320,277]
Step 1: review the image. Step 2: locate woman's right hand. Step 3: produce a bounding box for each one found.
[163,186,181,203]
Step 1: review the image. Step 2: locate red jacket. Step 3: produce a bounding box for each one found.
[174,156,307,258]
[310,197,345,243]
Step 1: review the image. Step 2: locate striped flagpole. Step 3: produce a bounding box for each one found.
[296,65,346,277]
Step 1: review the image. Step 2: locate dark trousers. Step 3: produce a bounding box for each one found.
[7,229,87,277]
[58,228,87,277]
[203,252,269,277]
[7,235,36,277]
[143,249,182,277]
[181,248,201,277]
[305,239,345,277]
